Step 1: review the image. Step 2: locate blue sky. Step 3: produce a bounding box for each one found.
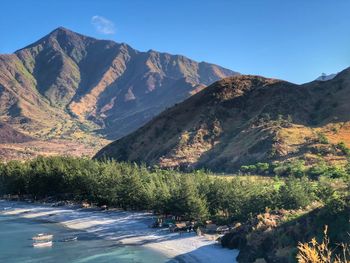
[1,0,350,84]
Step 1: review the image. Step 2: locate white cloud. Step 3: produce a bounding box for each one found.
[91,15,116,35]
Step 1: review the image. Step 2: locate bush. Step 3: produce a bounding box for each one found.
[297,226,350,263]
[337,142,350,156]
[240,163,270,175]
[273,161,306,178]
[316,132,329,144]
[323,166,348,179]
[277,177,316,209]
[240,164,257,174]
[256,162,270,174]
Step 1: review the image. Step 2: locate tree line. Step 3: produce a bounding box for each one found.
[0,156,347,222]
[240,160,350,180]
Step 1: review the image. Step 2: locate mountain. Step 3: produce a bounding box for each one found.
[96,69,350,171]
[0,27,237,160]
[316,73,337,81]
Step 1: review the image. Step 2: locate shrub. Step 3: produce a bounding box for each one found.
[277,177,316,209]
[256,162,270,174]
[273,161,306,178]
[323,166,348,179]
[240,163,270,175]
[240,164,257,174]
[316,132,329,144]
[297,226,350,263]
[337,142,350,156]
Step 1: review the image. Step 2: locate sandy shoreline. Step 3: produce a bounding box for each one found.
[0,200,238,263]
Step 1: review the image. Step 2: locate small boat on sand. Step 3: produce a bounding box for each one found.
[33,241,52,248]
[32,233,53,241]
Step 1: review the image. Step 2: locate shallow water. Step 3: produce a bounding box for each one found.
[0,215,169,263]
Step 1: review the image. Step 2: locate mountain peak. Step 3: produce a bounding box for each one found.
[52,26,72,33]
[15,27,90,53]
[47,26,89,41]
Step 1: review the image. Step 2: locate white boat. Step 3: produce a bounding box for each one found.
[62,236,78,242]
[32,233,53,241]
[33,241,53,248]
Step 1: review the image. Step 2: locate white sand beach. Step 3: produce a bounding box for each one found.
[0,200,238,263]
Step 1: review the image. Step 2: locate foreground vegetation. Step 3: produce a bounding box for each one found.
[297,226,350,263]
[0,156,349,262]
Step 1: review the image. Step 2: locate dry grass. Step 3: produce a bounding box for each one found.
[297,226,350,263]
[324,123,350,148]
[0,139,109,162]
[278,125,315,146]
[211,174,275,183]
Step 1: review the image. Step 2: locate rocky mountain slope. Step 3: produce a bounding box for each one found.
[0,27,236,160]
[0,122,33,144]
[96,70,350,171]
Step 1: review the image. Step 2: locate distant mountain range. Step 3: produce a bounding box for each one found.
[0,27,237,160]
[316,73,337,81]
[96,69,350,171]
[2,27,349,169]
